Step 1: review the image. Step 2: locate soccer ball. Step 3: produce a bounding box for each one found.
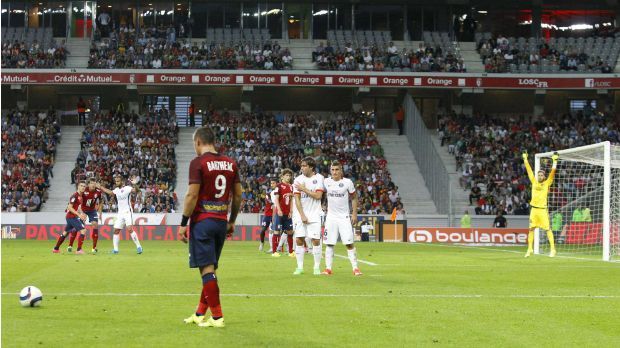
[19,286,43,307]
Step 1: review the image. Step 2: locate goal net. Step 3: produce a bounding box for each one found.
[535,141,620,261]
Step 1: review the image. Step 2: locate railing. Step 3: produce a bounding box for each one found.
[403,93,452,221]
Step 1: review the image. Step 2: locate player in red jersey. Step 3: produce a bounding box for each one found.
[259,179,277,252]
[272,168,295,258]
[53,181,88,254]
[67,178,103,253]
[180,127,242,329]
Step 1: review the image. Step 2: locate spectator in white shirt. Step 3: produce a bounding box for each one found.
[264,59,274,70]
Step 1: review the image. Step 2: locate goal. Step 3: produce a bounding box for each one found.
[534,141,620,261]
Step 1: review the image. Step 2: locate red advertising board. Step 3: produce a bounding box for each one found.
[407,227,529,245]
[2,71,619,89]
[0,224,266,241]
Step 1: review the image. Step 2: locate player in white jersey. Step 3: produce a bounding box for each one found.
[292,157,325,275]
[98,174,143,254]
[322,161,362,276]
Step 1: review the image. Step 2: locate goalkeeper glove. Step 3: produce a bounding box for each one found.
[551,152,559,162]
[522,152,528,160]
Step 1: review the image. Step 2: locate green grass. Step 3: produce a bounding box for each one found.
[2,240,620,347]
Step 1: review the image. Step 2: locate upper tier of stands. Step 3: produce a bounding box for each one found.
[1,27,68,68]
[3,23,618,73]
[88,26,292,70]
[476,32,618,73]
[315,30,465,72]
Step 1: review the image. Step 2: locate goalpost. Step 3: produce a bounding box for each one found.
[534,141,620,261]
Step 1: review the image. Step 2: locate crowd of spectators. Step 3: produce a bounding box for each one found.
[438,110,619,216]
[1,109,60,212]
[88,25,293,70]
[313,41,466,72]
[1,39,68,68]
[201,110,398,214]
[478,34,616,73]
[74,107,179,213]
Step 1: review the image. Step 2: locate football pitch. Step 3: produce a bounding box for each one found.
[2,240,619,347]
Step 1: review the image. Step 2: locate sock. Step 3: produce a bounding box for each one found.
[54,234,67,249]
[68,232,77,247]
[325,245,334,270]
[277,233,286,251]
[260,228,266,243]
[282,235,288,251]
[527,231,534,251]
[546,230,556,251]
[77,234,85,250]
[92,229,99,249]
[287,234,294,254]
[312,244,322,269]
[268,232,273,252]
[113,233,120,251]
[347,247,359,270]
[295,245,304,269]
[272,234,280,253]
[202,273,222,319]
[196,279,209,316]
[130,231,142,248]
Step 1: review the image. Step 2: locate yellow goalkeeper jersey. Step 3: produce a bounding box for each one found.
[524,159,556,209]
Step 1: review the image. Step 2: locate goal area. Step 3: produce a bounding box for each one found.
[534,141,620,261]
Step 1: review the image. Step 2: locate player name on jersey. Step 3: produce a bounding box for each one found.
[206,161,234,172]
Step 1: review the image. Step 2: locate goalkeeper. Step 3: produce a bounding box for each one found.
[522,151,559,258]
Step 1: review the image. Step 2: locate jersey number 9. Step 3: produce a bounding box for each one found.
[215,175,227,198]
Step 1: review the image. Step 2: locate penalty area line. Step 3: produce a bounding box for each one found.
[334,254,378,266]
[416,243,620,263]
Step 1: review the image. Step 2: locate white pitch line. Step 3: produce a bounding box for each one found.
[2,292,619,299]
[418,244,620,263]
[334,254,378,266]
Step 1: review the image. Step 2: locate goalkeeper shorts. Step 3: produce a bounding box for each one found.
[529,208,550,231]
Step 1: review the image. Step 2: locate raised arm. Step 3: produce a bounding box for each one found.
[522,152,535,183]
[129,176,140,193]
[96,183,114,196]
[546,152,559,185]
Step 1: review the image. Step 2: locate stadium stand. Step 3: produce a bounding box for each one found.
[1,109,60,212]
[315,30,466,72]
[88,26,292,70]
[476,32,619,73]
[1,27,68,68]
[201,110,398,214]
[437,111,620,216]
[74,108,179,213]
